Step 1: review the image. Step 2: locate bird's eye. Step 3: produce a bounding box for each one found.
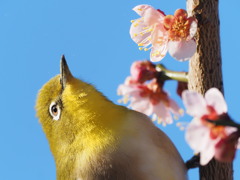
[49,102,61,120]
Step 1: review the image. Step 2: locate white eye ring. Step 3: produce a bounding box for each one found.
[49,102,61,121]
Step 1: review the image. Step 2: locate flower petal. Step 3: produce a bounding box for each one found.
[150,45,168,62]
[149,27,168,62]
[200,145,215,165]
[153,102,173,124]
[225,126,238,136]
[205,88,227,114]
[130,18,152,45]
[132,5,154,16]
[189,19,198,39]
[143,8,165,25]
[185,118,208,150]
[133,5,165,24]
[185,118,217,165]
[182,90,208,117]
[130,97,153,116]
[174,9,188,18]
[163,15,174,29]
[117,84,137,96]
[169,98,182,116]
[168,40,196,61]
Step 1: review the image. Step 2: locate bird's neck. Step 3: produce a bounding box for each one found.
[53,90,127,179]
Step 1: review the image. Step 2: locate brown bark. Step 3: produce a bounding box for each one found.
[186,0,233,179]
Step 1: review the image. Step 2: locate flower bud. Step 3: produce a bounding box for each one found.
[130,61,156,83]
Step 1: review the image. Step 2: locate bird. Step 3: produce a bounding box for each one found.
[35,55,187,180]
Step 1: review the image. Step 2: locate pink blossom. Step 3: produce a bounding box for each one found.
[215,131,240,162]
[130,5,197,62]
[118,77,183,125]
[182,88,239,165]
[130,60,156,83]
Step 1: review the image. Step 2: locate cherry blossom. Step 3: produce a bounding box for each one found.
[130,5,197,62]
[130,60,156,83]
[118,77,183,125]
[182,88,240,165]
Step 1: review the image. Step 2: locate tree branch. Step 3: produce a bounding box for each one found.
[187,0,233,179]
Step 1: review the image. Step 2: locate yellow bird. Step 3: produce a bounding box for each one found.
[36,56,187,180]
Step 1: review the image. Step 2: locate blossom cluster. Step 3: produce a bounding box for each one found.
[118,61,183,125]
[118,4,240,166]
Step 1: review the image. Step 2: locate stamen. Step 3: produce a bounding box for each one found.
[156,40,164,45]
[162,122,167,127]
[152,114,158,121]
[176,121,189,131]
[137,37,152,50]
[142,26,150,30]
[166,15,191,41]
[123,96,129,104]
[151,50,163,57]
[157,117,163,124]
[179,109,184,115]
[133,23,139,27]
[147,28,153,32]
[174,115,179,120]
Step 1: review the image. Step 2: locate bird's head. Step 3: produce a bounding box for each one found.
[36,56,110,153]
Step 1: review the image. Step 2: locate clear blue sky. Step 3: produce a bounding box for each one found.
[0,0,239,179]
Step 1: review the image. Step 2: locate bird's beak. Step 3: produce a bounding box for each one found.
[60,55,73,90]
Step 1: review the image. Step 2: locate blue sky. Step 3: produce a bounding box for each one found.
[1,0,240,179]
